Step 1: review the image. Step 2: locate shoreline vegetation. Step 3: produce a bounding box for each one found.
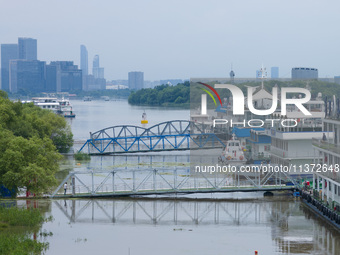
[128,81,190,107]
[0,206,50,254]
[129,80,340,108]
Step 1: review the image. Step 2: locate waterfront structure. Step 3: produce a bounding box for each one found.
[128,71,144,90]
[1,44,18,91]
[247,129,271,163]
[18,37,37,60]
[291,67,318,80]
[312,102,340,205]
[9,60,46,93]
[266,93,332,168]
[271,67,279,79]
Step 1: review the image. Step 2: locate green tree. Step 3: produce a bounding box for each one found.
[0,91,73,196]
[0,130,61,195]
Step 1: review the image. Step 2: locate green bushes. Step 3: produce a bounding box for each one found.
[74,152,91,161]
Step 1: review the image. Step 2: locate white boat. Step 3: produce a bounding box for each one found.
[31,97,75,118]
[32,97,59,113]
[57,98,76,118]
[219,134,247,165]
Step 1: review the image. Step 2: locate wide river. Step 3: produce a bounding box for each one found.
[22,99,340,254]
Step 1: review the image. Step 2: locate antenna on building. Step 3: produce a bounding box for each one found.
[259,64,267,89]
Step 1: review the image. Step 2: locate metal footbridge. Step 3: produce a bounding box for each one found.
[50,166,298,198]
[78,120,225,155]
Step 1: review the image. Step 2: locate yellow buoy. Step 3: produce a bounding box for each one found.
[141,111,148,124]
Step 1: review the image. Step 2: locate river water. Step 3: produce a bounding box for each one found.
[20,100,340,254]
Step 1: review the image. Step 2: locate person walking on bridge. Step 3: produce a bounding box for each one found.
[64,182,67,195]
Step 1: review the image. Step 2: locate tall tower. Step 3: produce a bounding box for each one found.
[18,37,37,60]
[80,45,88,76]
[92,55,104,79]
[229,64,235,84]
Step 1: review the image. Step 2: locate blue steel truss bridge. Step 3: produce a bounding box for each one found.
[78,120,226,155]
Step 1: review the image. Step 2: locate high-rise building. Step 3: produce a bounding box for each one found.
[49,61,82,92]
[9,60,45,93]
[18,37,37,60]
[1,44,18,91]
[92,55,104,79]
[46,64,61,92]
[80,45,88,76]
[128,71,144,90]
[93,55,99,68]
[271,67,279,79]
[292,67,318,80]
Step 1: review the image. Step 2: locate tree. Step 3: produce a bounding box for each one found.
[0,91,73,196]
[0,128,62,195]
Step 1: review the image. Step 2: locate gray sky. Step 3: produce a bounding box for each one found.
[1,0,340,81]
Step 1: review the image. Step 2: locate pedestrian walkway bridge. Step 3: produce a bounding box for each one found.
[50,166,298,198]
[78,120,225,155]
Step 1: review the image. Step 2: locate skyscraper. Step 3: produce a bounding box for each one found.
[80,45,88,76]
[9,60,45,93]
[128,71,144,90]
[18,37,37,60]
[92,55,104,79]
[48,61,82,92]
[1,44,18,91]
[93,55,99,69]
[271,67,279,79]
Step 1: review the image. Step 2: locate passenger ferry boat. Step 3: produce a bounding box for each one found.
[31,97,75,118]
[219,134,247,165]
[31,97,59,112]
[57,98,76,118]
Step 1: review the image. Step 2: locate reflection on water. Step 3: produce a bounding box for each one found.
[30,197,340,255]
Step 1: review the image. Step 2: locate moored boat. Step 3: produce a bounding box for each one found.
[219,134,247,165]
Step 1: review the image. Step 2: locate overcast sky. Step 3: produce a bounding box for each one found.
[1,0,340,81]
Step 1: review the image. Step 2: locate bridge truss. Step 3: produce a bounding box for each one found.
[78,120,225,154]
[50,166,298,198]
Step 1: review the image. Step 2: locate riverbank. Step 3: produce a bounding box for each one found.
[300,190,340,231]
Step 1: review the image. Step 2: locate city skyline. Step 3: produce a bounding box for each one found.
[1,0,340,80]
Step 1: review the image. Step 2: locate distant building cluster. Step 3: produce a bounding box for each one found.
[0,38,110,93]
[0,37,86,93]
[80,45,106,91]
